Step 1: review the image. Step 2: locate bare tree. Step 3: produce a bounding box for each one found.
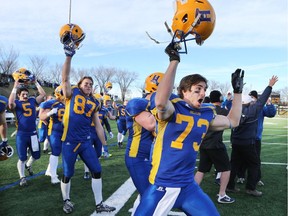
[208,80,220,91]
[113,69,138,101]
[219,82,231,96]
[47,63,63,85]
[0,46,19,74]
[90,66,116,93]
[279,87,288,103]
[29,56,49,81]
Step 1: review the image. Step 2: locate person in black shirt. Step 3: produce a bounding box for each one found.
[195,90,234,204]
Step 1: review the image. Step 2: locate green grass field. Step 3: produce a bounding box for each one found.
[0,116,287,216]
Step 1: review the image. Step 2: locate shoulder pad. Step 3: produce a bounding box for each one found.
[126,98,149,116]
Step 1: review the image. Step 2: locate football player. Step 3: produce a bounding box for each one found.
[83,93,113,180]
[8,71,46,186]
[113,100,128,148]
[135,42,244,215]
[39,86,65,184]
[59,23,115,214]
[125,72,164,214]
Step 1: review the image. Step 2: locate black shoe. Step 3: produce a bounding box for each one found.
[246,189,262,197]
[25,164,34,176]
[118,142,123,148]
[96,202,116,213]
[226,187,240,193]
[214,178,221,186]
[43,149,49,154]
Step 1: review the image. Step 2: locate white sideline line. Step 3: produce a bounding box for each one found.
[90,177,136,216]
[261,162,287,165]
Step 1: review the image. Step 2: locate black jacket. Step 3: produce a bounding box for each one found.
[231,86,272,145]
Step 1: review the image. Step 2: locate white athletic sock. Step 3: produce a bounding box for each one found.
[43,138,49,150]
[61,181,71,201]
[216,172,222,179]
[84,163,89,173]
[92,178,103,205]
[26,156,35,167]
[17,160,25,178]
[117,133,122,142]
[120,134,125,143]
[49,155,59,177]
[45,163,51,176]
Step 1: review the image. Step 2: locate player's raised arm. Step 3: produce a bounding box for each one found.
[210,69,244,131]
[155,43,180,120]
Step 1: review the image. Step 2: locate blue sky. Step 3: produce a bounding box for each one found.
[1,0,287,98]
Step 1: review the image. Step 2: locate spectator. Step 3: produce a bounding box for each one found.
[194,90,235,204]
[227,76,278,197]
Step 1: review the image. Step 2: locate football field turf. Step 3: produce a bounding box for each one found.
[0,116,287,216]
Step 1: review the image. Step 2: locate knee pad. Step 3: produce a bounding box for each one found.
[91,172,101,179]
[62,176,71,183]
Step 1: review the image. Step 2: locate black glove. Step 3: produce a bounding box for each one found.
[165,42,180,62]
[64,45,76,57]
[231,69,244,93]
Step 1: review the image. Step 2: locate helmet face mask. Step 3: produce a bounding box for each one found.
[0,145,14,160]
[59,23,86,49]
[144,72,164,93]
[171,0,216,50]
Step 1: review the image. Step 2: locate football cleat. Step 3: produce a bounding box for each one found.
[51,176,60,184]
[83,172,90,180]
[25,164,34,176]
[96,202,116,213]
[63,199,74,214]
[19,177,28,187]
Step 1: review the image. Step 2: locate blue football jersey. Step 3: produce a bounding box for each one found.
[125,98,154,159]
[0,95,8,112]
[150,95,216,187]
[61,86,100,143]
[41,99,65,134]
[14,97,38,133]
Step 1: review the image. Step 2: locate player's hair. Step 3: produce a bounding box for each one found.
[77,76,94,87]
[17,87,29,95]
[177,74,208,99]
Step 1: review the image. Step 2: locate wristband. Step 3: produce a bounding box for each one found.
[12,88,17,94]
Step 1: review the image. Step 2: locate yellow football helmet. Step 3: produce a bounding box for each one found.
[12,68,32,83]
[172,0,216,46]
[144,72,164,93]
[105,81,113,90]
[94,93,102,100]
[103,95,112,106]
[59,23,86,49]
[54,86,64,100]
